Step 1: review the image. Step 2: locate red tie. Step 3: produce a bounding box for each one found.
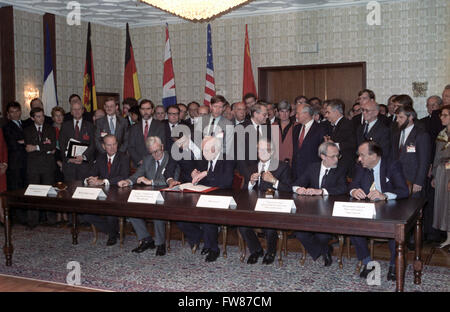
[298,125,306,149]
[144,120,149,141]
[107,158,112,175]
[75,120,80,139]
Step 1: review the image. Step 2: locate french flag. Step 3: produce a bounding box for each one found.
[203,24,215,107]
[42,23,58,113]
[162,23,176,109]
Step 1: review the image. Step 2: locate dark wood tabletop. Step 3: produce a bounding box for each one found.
[1,181,426,292]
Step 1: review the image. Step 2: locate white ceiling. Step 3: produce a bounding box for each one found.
[0,0,403,28]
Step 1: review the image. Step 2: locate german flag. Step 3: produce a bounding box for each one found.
[123,23,141,100]
[82,22,97,112]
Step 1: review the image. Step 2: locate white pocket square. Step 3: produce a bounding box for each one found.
[386,177,390,183]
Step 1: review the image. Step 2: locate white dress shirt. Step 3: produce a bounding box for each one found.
[292,162,330,195]
[248,159,279,190]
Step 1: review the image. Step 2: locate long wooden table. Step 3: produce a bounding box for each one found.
[2,182,425,292]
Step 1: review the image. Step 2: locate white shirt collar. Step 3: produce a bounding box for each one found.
[258,159,271,173]
[107,153,116,163]
[334,116,343,126]
[74,118,82,127]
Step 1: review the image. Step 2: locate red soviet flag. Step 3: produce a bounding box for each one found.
[242,24,257,99]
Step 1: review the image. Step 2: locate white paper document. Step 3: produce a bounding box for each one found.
[127,190,164,204]
[71,144,88,157]
[72,187,107,200]
[196,195,237,209]
[332,201,376,219]
[24,184,57,197]
[254,198,296,213]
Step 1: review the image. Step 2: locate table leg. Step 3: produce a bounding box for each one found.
[3,199,13,266]
[395,239,406,292]
[277,231,283,267]
[71,212,78,245]
[414,210,423,285]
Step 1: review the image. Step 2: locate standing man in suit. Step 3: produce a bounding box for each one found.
[292,103,327,181]
[386,95,398,123]
[324,99,356,177]
[231,102,247,126]
[118,136,169,256]
[186,101,200,126]
[59,97,95,182]
[127,99,166,168]
[177,136,235,262]
[84,135,130,246]
[292,142,347,266]
[23,107,57,228]
[356,95,391,159]
[63,94,93,123]
[163,105,182,153]
[243,93,257,120]
[239,139,291,265]
[349,141,409,281]
[95,97,129,154]
[22,98,53,129]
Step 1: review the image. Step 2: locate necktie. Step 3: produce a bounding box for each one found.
[208,160,213,173]
[156,159,160,174]
[109,117,115,135]
[368,169,375,193]
[321,169,329,188]
[75,120,80,139]
[256,125,260,144]
[331,124,336,134]
[363,122,369,140]
[209,118,216,136]
[298,125,306,149]
[144,120,149,141]
[399,129,405,150]
[107,158,112,175]
[38,126,42,141]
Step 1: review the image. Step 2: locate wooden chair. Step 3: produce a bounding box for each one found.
[90,217,125,247]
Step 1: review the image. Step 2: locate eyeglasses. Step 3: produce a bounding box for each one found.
[325,154,342,159]
[361,108,376,113]
[149,148,163,155]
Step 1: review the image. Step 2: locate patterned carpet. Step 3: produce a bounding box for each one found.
[0,225,448,292]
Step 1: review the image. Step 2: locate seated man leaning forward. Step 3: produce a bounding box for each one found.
[118,136,172,256]
[239,138,291,265]
[177,136,235,263]
[292,141,347,267]
[349,140,409,282]
[83,134,130,246]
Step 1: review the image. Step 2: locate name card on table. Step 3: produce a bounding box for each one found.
[24,184,57,197]
[196,195,237,209]
[72,187,107,200]
[254,199,296,213]
[128,190,164,204]
[332,201,376,219]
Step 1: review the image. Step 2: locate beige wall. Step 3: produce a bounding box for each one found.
[13,0,450,118]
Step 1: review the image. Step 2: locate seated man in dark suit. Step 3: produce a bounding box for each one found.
[349,141,409,281]
[239,139,291,265]
[83,135,130,246]
[177,136,234,262]
[292,142,347,266]
[118,136,170,256]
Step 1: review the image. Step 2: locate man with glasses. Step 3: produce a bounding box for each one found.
[292,141,347,266]
[163,104,182,153]
[355,92,391,158]
[118,136,171,256]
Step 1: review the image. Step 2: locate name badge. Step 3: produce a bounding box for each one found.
[406,145,416,153]
[72,187,107,200]
[196,195,236,209]
[24,184,57,197]
[128,190,164,204]
[254,199,296,213]
[332,201,376,219]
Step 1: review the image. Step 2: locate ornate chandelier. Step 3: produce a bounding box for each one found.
[139,0,253,22]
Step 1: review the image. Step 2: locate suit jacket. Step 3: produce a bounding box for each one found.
[195,157,235,189]
[391,124,430,187]
[129,151,171,186]
[243,160,292,192]
[164,151,196,184]
[92,152,130,185]
[351,113,364,133]
[59,119,95,163]
[2,120,27,169]
[420,110,444,161]
[292,121,327,181]
[194,115,234,155]
[23,123,56,171]
[327,117,356,175]
[127,118,167,167]
[356,119,391,158]
[293,162,347,195]
[95,115,129,153]
[22,115,53,129]
[349,158,409,199]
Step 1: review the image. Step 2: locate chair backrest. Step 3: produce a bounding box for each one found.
[406,180,413,197]
[232,172,245,191]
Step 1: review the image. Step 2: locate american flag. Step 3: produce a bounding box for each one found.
[203,24,215,107]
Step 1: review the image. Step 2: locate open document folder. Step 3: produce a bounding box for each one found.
[66,138,89,158]
[161,182,218,193]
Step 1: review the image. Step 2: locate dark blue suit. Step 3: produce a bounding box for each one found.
[349,158,409,266]
[293,162,348,260]
[177,157,235,253]
[292,122,326,181]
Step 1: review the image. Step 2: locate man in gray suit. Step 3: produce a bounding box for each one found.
[95,97,128,154]
[127,99,167,168]
[193,95,233,157]
[118,136,170,256]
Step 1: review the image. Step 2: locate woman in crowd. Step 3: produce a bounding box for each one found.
[274,100,295,165]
